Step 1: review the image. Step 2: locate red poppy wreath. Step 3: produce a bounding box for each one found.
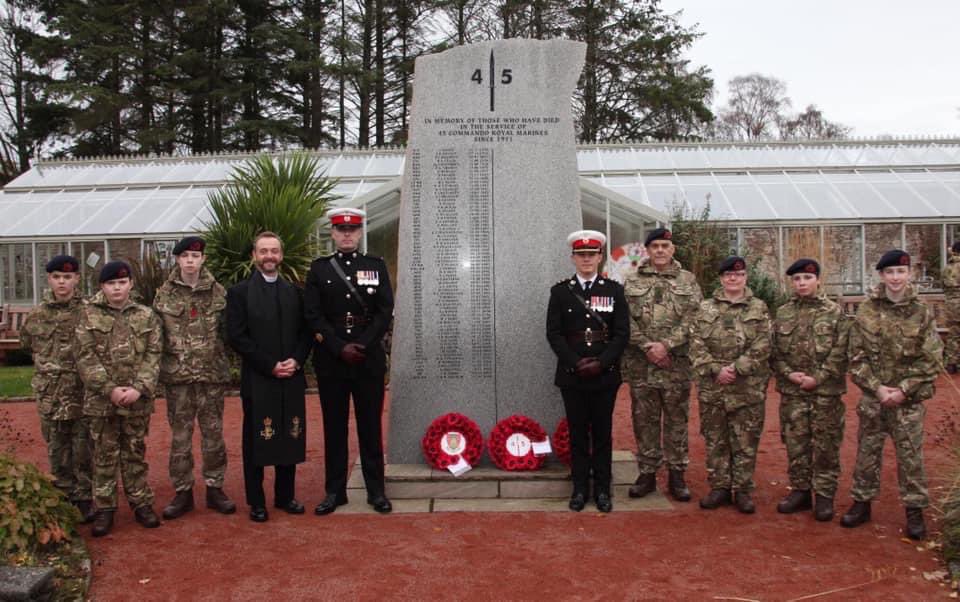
[488,414,549,471]
[552,418,572,467]
[421,413,484,471]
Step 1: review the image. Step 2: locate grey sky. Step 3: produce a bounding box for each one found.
[660,0,960,137]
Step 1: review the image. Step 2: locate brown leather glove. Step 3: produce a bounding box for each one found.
[575,357,602,378]
[340,343,367,365]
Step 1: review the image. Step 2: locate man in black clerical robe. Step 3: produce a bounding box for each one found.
[226,231,312,522]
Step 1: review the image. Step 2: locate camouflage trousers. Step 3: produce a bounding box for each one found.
[39,416,92,502]
[165,383,227,492]
[945,294,960,367]
[779,394,845,498]
[698,389,765,492]
[850,399,928,508]
[88,414,155,511]
[630,381,691,474]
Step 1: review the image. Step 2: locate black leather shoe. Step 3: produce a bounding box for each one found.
[595,492,613,513]
[206,487,237,514]
[314,494,348,516]
[134,505,161,528]
[628,473,656,498]
[275,499,305,514]
[667,470,691,502]
[777,489,811,514]
[814,494,835,522]
[368,494,392,514]
[905,507,926,540]
[249,506,268,522]
[91,510,114,537]
[162,489,194,520]
[840,501,871,528]
[74,500,95,524]
[568,492,586,512]
[734,491,755,514]
[699,488,732,509]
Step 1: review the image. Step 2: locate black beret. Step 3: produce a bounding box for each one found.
[718,255,747,274]
[875,249,910,271]
[99,260,132,283]
[644,227,673,246]
[952,241,960,254]
[173,236,205,255]
[46,255,80,274]
[785,258,820,277]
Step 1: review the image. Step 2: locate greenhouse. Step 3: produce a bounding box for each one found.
[1,138,958,309]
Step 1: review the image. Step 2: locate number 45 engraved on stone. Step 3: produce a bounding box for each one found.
[471,50,513,111]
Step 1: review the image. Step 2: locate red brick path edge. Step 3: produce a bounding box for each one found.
[2,376,959,599]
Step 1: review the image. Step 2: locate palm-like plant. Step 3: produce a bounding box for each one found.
[203,153,338,287]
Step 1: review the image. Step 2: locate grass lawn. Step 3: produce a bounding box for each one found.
[0,365,34,398]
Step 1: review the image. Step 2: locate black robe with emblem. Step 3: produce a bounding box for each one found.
[226,271,312,467]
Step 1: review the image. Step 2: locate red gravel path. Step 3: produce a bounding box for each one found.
[3,375,959,600]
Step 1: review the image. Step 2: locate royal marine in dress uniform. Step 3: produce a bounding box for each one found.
[771,259,849,521]
[305,208,395,515]
[546,230,629,513]
[75,261,163,536]
[689,256,771,514]
[154,236,235,519]
[944,241,960,374]
[20,255,93,522]
[623,228,702,502]
[841,250,943,540]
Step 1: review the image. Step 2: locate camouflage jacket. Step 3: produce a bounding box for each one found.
[75,292,162,417]
[153,266,231,385]
[849,284,942,408]
[944,255,960,294]
[689,287,771,401]
[771,293,849,396]
[623,258,702,385]
[20,290,85,418]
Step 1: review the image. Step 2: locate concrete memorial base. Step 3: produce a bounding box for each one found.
[338,451,672,514]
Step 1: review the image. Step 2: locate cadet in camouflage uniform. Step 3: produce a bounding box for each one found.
[841,250,943,540]
[689,256,771,514]
[76,261,163,536]
[944,241,960,374]
[771,258,849,522]
[20,255,93,522]
[153,236,235,520]
[623,228,702,502]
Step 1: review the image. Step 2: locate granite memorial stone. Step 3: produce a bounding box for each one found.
[389,39,587,463]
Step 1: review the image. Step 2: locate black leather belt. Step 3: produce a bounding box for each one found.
[566,328,609,346]
[341,313,370,329]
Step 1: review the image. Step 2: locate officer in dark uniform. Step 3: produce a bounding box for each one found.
[305,208,394,515]
[546,230,629,513]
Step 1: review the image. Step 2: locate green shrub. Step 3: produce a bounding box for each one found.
[0,454,79,559]
[747,260,789,311]
[669,201,734,297]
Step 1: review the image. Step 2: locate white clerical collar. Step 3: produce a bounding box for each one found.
[261,273,279,283]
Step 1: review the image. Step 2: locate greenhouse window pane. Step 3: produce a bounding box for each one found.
[735,148,782,168]
[904,224,943,290]
[869,181,932,218]
[630,148,675,170]
[127,163,178,184]
[792,182,857,219]
[366,154,405,176]
[822,226,863,295]
[668,147,709,169]
[112,189,186,233]
[576,149,602,171]
[150,189,212,232]
[716,183,770,219]
[27,190,109,236]
[329,155,372,177]
[595,148,637,171]
[757,182,817,219]
[643,185,688,215]
[699,147,744,169]
[904,181,960,214]
[601,174,639,186]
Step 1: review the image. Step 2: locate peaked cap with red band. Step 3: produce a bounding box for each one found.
[328,207,366,226]
[566,230,606,253]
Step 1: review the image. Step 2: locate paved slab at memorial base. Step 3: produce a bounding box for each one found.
[344,451,671,513]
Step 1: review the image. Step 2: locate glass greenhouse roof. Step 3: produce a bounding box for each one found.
[2,140,959,238]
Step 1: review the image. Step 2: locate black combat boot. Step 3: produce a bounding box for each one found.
[905,507,926,540]
[162,489,194,520]
[734,491,755,514]
[206,487,237,514]
[699,488,732,509]
[777,489,812,514]
[74,500,95,524]
[840,501,871,528]
[91,510,114,537]
[813,494,835,522]
[628,473,656,498]
[667,470,691,502]
[134,505,161,528]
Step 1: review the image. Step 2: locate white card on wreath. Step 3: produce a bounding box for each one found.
[532,439,552,456]
[447,456,472,476]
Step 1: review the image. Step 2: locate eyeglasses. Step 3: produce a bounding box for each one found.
[722,271,747,279]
